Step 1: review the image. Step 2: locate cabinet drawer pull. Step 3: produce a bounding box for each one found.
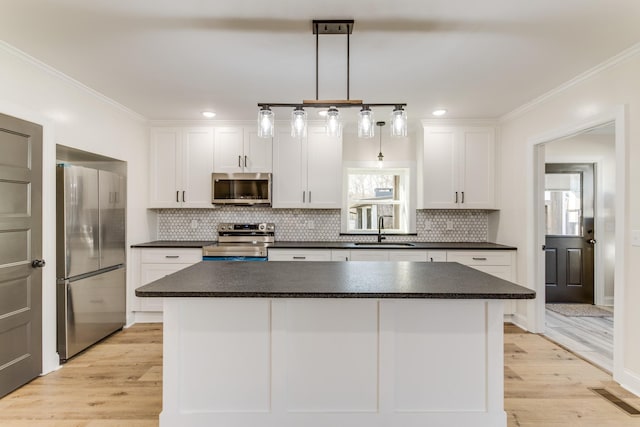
[472,257,487,261]
[165,255,180,259]
[461,191,465,203]
[176,191,179,203]
[309,191,312,203]
[292,256,306,260]
[238,155,241,167]
[244,155,248,167]
[302,191,305,203]
[455,192,458,203]
[182,191,186,202]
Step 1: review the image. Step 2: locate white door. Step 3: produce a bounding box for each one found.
[272,127,305,208]
[214,127,244,173]
[244,128,272,173]
[421,128,458,209]
[460,128,495,209]
[306,127,342,208]
[149,128,181,208]
[0,113,43,397]
[182,127,214,208]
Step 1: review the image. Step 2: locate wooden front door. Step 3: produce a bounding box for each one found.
[0,113,43,397]
[545,163,595,303]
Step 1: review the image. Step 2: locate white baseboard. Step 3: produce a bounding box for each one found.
[620,369,640,398]
[602,296,615,307]
[133,311,163,323]
[509,312,531,332]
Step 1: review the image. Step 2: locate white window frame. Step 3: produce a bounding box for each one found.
[341,161,417,234]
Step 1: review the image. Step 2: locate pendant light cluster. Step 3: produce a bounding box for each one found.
[376,121,385,168]
[257,20,407,140]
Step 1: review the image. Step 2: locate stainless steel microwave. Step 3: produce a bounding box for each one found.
[211,173,272,206]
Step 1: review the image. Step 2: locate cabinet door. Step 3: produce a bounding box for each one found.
[460,128,495,209]
[244,128,272,173]
[306,126,342,208]
[272,127,305,208]
[388,250,428,262]
[214,127,245,173]
[350,250,389,261]
[182,127,214,208]
[331,250,351,261]
[149,128,181,208]
[138,263,192,312]
[421,128,458,209]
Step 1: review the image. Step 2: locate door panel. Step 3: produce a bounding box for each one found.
[545,163,595,303]
[0,113,43,398]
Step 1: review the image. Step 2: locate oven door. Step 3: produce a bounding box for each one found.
[203,256,268,262]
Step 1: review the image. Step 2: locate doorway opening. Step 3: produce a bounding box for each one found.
[536,121,617,373]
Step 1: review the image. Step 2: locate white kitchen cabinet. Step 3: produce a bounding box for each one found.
[447,250,517,314]
[331,250,351,261]
[427,251,447,262]
[272,125,342,208]
[388,250,428,262]
[419,125,496,209]
[131,248,202,319]
[350,250,389,262]
[213,127,272,173]
[268,249,332,261]
[149,127,214,208]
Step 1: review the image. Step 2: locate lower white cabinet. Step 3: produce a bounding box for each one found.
[131,248,202,319]
[267,249,331,262]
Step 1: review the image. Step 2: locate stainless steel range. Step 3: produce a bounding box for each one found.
[202,222,275,261]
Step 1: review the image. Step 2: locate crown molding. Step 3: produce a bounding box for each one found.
[500,41,640,123]
[0,40,147,123]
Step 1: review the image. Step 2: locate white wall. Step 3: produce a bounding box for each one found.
[496,46,640,393]
[544,132,616,305]
[0,42,153,374]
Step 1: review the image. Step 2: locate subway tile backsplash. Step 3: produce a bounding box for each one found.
[157,208,489,242]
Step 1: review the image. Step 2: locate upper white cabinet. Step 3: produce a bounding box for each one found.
[149,127,214,208]
[213,127,272,173]
[419,125,496,209]
[273,125,342,209]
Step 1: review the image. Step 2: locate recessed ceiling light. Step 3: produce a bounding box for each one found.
[432,109,447,116]
[202,111,216,118]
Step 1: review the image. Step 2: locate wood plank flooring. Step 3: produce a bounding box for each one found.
[1,323,639,426]
[544,307,614,372]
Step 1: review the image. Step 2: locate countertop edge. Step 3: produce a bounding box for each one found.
[135,290,535,299]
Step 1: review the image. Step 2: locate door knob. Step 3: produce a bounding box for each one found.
[587,239,597,244]
[31,259,46,268]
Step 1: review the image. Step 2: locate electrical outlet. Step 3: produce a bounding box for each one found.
[425,220,432,230]
[446,220,454,231]
[190,219,199,229]
[632,230,640,247]
[307,220,315,229]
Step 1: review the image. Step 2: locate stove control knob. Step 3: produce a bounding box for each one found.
[258,223,266,231]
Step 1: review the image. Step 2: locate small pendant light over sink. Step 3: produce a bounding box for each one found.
[377,121,385,168]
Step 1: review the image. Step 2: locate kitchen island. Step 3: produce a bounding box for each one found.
[137,261,535,427]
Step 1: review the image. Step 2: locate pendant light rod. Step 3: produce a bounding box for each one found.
[347,21,350,100]
[315,21,319,100]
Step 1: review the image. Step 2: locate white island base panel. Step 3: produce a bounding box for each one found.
[161,298,506,427]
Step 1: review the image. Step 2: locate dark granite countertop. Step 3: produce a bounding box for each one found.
[131,240,215,248]
[136,261,534,300]
[132,240,516,250]
[270,241,517,250]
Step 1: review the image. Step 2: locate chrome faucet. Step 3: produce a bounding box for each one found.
[377,215,392,242]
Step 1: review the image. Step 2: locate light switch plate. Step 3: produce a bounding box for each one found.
[632,230,640,247]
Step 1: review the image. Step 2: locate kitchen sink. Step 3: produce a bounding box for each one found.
[352,242,416,247]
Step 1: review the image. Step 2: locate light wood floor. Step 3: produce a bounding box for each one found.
[1,323,640,426]
[544,307,614,372]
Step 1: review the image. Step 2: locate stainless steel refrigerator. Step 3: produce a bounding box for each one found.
[56,164,126,361]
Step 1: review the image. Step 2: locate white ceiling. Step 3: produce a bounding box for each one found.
[1,0,640,122]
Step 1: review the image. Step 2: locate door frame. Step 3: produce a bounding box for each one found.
[527,105,626,383]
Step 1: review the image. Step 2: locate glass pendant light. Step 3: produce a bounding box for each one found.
[377,121,385,168]
[291,107,307,138]
[326,106,342,138]
[358,106,375,138]
[390,105,407,137]
[257,106,274,138]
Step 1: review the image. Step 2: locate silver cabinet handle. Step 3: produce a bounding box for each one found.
[302,191,306,203]
[182,191,186,202]
[238,155,241,167]
[461,191,465,204]
[176,191,180,203]
[472,257,487,261]
[455,192,458,203]
[165,255,180,259]
[309,191,312,203]
[293,256,306,260]
[244,155,248,168]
